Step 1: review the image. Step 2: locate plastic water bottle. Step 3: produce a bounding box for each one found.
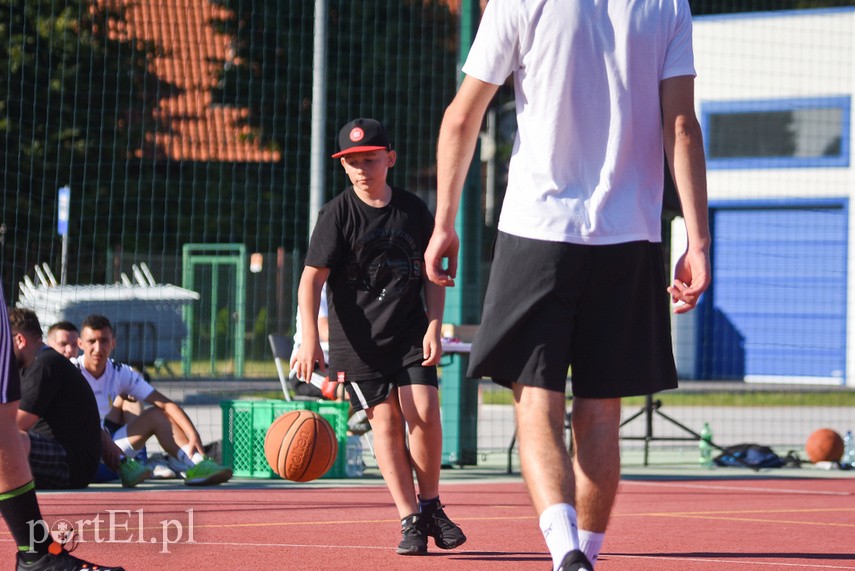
[699,422,714,468]
[843,430,855,469]
[345,435,364,478]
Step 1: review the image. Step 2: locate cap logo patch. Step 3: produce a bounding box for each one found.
[349,127,365,143]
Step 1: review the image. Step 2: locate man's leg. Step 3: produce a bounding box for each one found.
[123,408,189,460]
[0,403,50,562]
[571,396,622,567]
[513,383,574,510]
[513,384,588,570]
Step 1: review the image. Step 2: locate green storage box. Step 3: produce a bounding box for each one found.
[220,399,349,479]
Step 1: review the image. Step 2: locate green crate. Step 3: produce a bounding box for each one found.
[220,399,349,479]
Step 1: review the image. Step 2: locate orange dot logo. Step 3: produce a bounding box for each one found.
[349,127,364,142]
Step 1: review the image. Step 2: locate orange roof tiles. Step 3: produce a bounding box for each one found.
[91,0,280,163]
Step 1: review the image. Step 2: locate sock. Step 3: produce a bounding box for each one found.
[177,446,205,467]
[0,481,50,562]
[539,503,579,571]
[113,436,136,458]
[578,529,604,567]
[418,495,440,513]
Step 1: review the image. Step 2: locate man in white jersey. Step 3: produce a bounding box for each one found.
[425,1,710,570]
[75,314,232,487]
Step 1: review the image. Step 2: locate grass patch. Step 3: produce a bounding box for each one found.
[623,391,855,407]
[151,360,279,378]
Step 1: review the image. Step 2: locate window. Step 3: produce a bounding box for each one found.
[702,97,850,169]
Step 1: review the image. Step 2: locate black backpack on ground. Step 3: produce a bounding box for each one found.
[713,443,802,469]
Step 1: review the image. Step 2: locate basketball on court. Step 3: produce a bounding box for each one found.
[804,428,844,463]
[264,410,338,482]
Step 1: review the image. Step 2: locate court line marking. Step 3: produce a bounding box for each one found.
[627,512,855,528]
[623,480,854,496]
[604,553,855,570]
[3,536,852,569]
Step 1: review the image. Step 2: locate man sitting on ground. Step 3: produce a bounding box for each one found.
[75,314,231,487]
[49,320,154,471]
[9,309,102,490]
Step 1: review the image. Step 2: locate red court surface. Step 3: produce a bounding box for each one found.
[5,473,854,570]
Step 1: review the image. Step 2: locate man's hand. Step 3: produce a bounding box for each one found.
[424,227,460,287]
[668,246,711,314]
[101,432,124,472]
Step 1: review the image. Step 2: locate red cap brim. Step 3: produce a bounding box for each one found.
[331,145,389,158]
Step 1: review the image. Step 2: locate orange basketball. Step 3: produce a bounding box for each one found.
[264,410,338,482]
[805,428,844,463]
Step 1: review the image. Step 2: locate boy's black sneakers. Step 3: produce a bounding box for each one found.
[396,513,428,555]
[420,497,466,549]
[17,542,126,571]
[557,549,593,571]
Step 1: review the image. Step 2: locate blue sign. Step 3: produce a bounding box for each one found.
[57,186,70,236]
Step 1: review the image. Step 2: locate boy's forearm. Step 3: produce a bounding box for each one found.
[297,267,329,345]
[423,279,445,324]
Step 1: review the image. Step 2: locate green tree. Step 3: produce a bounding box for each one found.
[216,0,458,254]
[0,0,154,289]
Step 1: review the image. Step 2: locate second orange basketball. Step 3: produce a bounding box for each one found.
[264,410,338,482]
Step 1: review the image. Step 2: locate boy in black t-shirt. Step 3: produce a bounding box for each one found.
[291,118,465,555]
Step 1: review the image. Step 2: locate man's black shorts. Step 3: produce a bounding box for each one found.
[468,232,678,398]
[27,431,72,489]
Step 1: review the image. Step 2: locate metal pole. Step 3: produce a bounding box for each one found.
[309,0,328,237]
[57,185,71,285]
[440,0,482,467]
[60,235,68,286]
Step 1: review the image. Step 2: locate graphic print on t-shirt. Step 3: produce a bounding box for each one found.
[345,226,422,302]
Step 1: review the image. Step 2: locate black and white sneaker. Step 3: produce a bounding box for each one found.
[420,497,466,549]
[396,513,428,555]
[16,542,126,571]
[557,549,593,571]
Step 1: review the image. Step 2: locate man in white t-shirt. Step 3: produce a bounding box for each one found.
[75,314,232,487]
[425,2,711,570]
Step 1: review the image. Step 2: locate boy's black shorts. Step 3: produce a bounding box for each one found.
[344,362,438,411]
[468,232,678,398]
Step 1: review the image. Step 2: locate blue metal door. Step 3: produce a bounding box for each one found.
[701,202,847,383]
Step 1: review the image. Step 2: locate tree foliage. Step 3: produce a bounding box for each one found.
[0,0,153,287]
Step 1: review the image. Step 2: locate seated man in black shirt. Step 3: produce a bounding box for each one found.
[9,309,102,490]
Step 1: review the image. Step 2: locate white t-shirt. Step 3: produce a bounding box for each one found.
[73,356,155,423]
[463,0,696,245]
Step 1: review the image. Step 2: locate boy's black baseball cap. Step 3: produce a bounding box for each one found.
[332,118,392,158]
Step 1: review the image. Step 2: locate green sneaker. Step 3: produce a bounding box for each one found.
[184,458,232,486]
[119,457,152,488]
